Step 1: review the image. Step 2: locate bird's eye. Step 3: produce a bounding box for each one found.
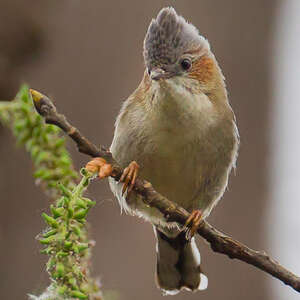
[180,58,192,71]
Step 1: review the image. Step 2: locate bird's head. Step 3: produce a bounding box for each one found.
[143,7,224,97]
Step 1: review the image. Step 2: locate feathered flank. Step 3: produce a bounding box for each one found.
[143,7,210,70]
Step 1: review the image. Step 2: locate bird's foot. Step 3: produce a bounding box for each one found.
[120,161,139,196]
[85,157,113,179]
[185,210,203,240]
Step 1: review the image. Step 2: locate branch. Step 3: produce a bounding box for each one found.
[30,89,300,293]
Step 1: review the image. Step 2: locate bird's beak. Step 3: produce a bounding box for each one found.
[150,68,174,81]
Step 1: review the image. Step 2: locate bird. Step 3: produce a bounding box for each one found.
[86,7,239,295]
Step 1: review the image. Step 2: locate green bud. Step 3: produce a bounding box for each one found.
[35,151,50,165]
[77,218,86,225]
[57,206,65,214]
[54,138,65,148]
[56,251,69,258]
[50,205,64,218]
[43,229,57,238]
[71,225,81,236]
[42,213,59,228]
[82,177,90,187]
[80,168,89,176]
[72,245,79,254]
[63,196,70,206]
[82,197,96,207]
[70,291,88,299]
[73,209,89,220]
[77,243,89,252]
[56,262,65,277]
[40,236,55,245]
[76,198,87,209]
[56,197,65,207]
[64,241,72,250]
[67,207,74,218]
[58,183,72,197]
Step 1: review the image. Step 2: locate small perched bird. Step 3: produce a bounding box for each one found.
[86,7,239,295]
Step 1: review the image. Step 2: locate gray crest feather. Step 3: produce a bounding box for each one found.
[143,7,209,69]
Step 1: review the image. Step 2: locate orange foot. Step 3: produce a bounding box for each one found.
[85,157,113,179]
[120,161,139,196]
[185,210,203,240]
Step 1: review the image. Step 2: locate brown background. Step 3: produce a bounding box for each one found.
[0,1,279,299]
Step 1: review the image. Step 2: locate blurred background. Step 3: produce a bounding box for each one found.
[0,0,299,299]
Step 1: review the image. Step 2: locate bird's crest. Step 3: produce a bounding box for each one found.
[143,7,209,69]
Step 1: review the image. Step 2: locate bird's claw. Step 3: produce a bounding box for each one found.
[185,210,203,240]
[120,161,139,196]
[85,157,113,179]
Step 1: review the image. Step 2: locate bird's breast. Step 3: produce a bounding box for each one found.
[110,82,237,216]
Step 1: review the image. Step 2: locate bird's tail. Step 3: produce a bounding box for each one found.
[154,226,208,295]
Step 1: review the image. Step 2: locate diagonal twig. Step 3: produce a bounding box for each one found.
[29,89,300,293]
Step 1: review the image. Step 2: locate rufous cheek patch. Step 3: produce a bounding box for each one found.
[188,56,215,84]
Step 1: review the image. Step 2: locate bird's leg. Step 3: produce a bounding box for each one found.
[120,161,139,196]
[85,157,113,179]
[185,210,203,240]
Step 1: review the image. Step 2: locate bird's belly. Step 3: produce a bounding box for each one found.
[140,140,199,210]
[110,126,231,228]
[110,134,202,227]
